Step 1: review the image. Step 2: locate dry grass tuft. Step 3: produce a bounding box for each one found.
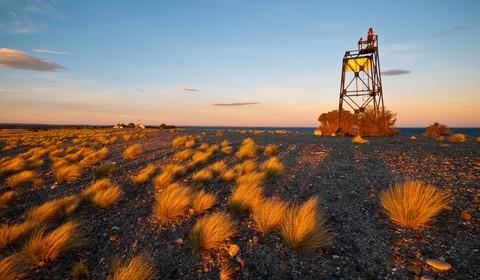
[380,181,449,228]
[219,263,236,280]
[192,168,213,188]
[153,184,192,223]
[192,190,216,214]
[0,157,25,177]
[94,162,115,178]
[131,164,157,186]
[91,185,123,209]
[173,149,192,161]
[209,161,227,177]
[352,135,369,144]
[229,173,264,214]
[0,253,27,280]
[221,145,233,156]
[263,144,278,156]
[153,172,174,190]
[108,254,155,280]
[21,221,85,266]
[79,147,108,168]
[71,260,88,278]
[236,142,260,159]
[252,198,287,234]
[162,164,186,179]
[5,170,36,187]
[259,157,284,178]
[477,136,480,143]
[123,144,141,159]
[280,197,331,249]
[449,133,466,143]
[233,160,257,176]
[0,191,18,208]
[24,195,81,223]
[190,212,236,252]
[220,169,236,182]
[0,221,37,249]
[55,164,81,183]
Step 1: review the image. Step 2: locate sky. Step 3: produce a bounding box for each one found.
[1,0,479,127]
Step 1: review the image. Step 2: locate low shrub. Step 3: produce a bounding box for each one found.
[153,184,192,223]
[423,122,451,137]
[380,181,449,228]
[449,133,466,143]
[190,212,236,252]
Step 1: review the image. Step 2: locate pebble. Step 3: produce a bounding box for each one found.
[426,259,452,270]
[390,238,403,246]
[279,262,288,272]
[406,264,422,276]
[473,197,479,204]
[443,205,454,211]
[228,244,241,258]
[175,238,184,244]
[310,263,318,271]
[461,211,472,221]
[109,235,118,242]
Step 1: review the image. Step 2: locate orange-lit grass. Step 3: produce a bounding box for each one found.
[233,160,257,176]
[81,179,112,203]
[0,157,25,177]
[192,190,216,214]
[94,162,116,178]
[220,169,236,182]
[131,164,157,186]
[229,174,264,215]
[0,221,37,249]
[219,263,236,280]
[5,170,36,187]
[123,144,141,159]
[252,198,287,234]
[280,197,331,249]
[263,144,278,156]
[152,184,192,223]
[162,164,186,179]
[259,157,284,178]
[190,212,236,252]
[24,195,81,223]
[153,172,174,190]
[477,136,480,143]
[55,164,81,183]
[236,143,259,159]
[91,185,122,209]
[449,133,466,143]
[208,160,227,177]
[79,147,108,168]
[0,253,27,280]
[0,191,17,208]
[192,169,213,188]
[352,135,369,144]
[21,221,85,266]
[71,260,88,278]
[173,149,192,161]
[380,181,449,228]
[108,254,155,280]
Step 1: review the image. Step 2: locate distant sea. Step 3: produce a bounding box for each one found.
[182,126,480,137]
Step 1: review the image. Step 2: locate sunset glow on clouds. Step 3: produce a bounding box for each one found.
[0,0,479,127]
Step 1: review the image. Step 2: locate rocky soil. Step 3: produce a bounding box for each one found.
[1,129,479,279]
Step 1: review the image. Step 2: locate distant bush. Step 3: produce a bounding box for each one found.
[449,133,466,143]
[352,135,369,144]
[423,122,451,137]
[380,181,449,228]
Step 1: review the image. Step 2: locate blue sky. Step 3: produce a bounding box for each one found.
[1,0,479,127]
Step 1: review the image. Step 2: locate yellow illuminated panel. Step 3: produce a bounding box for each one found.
[345,57,371,72]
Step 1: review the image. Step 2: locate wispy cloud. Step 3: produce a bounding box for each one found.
[0,48,66,71]
[33,49,68,55]
[433,25,468,37]
[382,69,411,76]
[212,102,260,106]
[180,87,201,92]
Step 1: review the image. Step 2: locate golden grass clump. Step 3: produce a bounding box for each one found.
[172,135,194,148]
[236,139,260,159]
[352,135,369,144]
[131,164,157,186]
[259,157,284,178]
[163,164,186,178]
[21,221,85,266]
[220,169,236,182]
[0,222,37,249]
[71,260,88,278]
[263,144,278,156]
[94,162,116,178]
[55,164,81,183]
[229,174,264,214]
[192,168,213,188]
[209,160,227,177]
[280,197,331,249]
[219,263,236,280]
[190,212,236,252]
[153,184,192,223]
[79,147,108,168]
[192,190,216,214]
[0,157,25,177]
[380,181,449,228]
[24,195,81,223]
[477,136,480,143]
[449,133,466,143]
[173,149,192,161]
[91,185,123,209]
[153,172,174,190]
[123,134,132,141]
[5,170,36,187]
[108,254,155,280]
[221,145,233,156]
[189,151,213,168]
[252,198,287,234]
[0,191,17,208]
[0,253,27,280]
[233,160,257,176]
[197,143,210,152]
[123,144,141,159]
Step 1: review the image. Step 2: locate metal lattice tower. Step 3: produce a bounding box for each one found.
[338,29,384,133]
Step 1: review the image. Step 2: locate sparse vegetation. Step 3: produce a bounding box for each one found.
[0,191,18,208]
[352,135,369,144]
[280,197,331,249]
[152,184,192,223]
[190,212,236,252]
[423,122,451,137]
[123,144,141,159]
[252,198,287,234]
[0,222,37,249]
[131,164,156,186]
[192,190,216,214]
[259,157,284,178]
[236,138,260,159]
[71,260,88,278]
[91,184,123,209]
[380,181,449,228]
[5,170,36,187]
[24,196,81,223]
[94,162,116,178]
[173,149,192,161]
[108,254,155,280]
[229,173,264,214]
[0,253,27,280]
[263,144,278,155]
[55,164,81,183]
[192,168,213,188]
[449,133,466,143]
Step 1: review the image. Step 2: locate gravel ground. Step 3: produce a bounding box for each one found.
[1,129,479,279]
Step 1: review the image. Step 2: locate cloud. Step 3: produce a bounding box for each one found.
[382,69,411,76]
[33,49,68,55]
[0,48,66,71]
[433,25,468,37]
[180,87,201,92]
[212,102,260,106]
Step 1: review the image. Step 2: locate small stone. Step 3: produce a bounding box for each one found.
[443,205,454,211]
[421,276,434,280]
[457,172,467,179]
[279,262,288,272]
[175,238,184,244]
[461,211,472,221]
[473,197,479,204]
[228,244,241,258]
[390,238,403,246]
[426,259,452,270]
[406,264,422,276]
[310,263,318,271]
[407,258,422,266]
[109,235,118,242]
[332,255,340,259]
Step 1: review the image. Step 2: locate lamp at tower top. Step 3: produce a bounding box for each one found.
[357,27,378,53]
